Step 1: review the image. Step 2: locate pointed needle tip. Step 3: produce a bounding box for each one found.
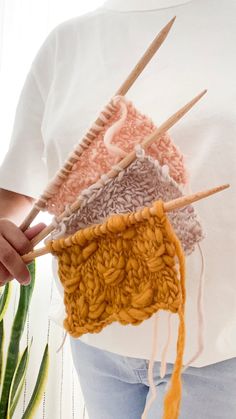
[221,183,230,190]
[198,89,207,97]
[167,16,176,28]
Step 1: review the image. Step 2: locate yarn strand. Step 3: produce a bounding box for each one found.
[141,313,159,419]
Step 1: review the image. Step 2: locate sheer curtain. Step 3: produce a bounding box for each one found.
[0,1,104,418]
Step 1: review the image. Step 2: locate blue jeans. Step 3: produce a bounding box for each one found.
[70,338,236,419]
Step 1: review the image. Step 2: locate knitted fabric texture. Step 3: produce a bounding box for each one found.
[45,96,187,216]
[48,200,186,419]
[55,148,203,255]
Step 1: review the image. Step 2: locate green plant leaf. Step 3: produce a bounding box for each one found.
[0,320,4,386]
[8,339,32,419]
[0,261,36,417]
[21,344,49,419]
[0,283,12,322]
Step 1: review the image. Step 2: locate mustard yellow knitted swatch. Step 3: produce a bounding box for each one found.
[48,200,186,419]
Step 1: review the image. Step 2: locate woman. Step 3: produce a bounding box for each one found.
[0,0,235,417]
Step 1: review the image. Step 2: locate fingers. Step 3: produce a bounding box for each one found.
[0,220,46,287]
[0,262,12,287]
[24,223,46,240]
[0,219,32,255]
[0,236,31,285]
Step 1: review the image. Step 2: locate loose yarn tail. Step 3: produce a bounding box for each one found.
[141,311,174,419]
[141,313,159,419]
[160,312,172,379]
[182,243,205,371]
[103,96,128,158]
[162,308,185,419]
[162,215,186,419]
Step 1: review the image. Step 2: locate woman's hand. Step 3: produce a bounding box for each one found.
[0,220,45,286]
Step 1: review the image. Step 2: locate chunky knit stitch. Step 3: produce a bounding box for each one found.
[48,200,186,419]
[55,148,203,255]
[45,96,187,215]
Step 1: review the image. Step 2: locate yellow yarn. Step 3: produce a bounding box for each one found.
[48,200,186,419]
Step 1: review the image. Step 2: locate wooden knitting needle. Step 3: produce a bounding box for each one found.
[22,183,230,263]
[116,16,176,95]
[20,17,176,232]
[30,89,207,248]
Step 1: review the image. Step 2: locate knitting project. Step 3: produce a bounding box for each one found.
[48,200,185,419]
[56,147,203,255]
[44,94,204,419]
[45,96,187,215]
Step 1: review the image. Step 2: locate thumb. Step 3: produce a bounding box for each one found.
[24,223,46,241]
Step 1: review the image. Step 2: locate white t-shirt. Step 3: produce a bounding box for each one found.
[0,0,236,367]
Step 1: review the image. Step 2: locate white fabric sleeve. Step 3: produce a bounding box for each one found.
[0,27,57,199]
[0,70,47,199]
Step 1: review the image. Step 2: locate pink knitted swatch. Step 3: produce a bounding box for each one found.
[46,96,187,216]
[55,148,203,255]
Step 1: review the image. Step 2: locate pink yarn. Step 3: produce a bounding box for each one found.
[46,96,188,215]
